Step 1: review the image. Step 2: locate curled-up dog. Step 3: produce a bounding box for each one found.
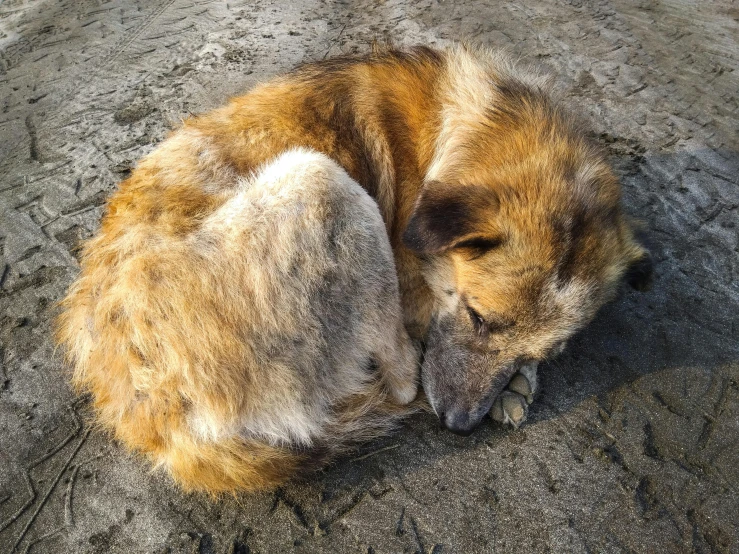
[56,44,652,493]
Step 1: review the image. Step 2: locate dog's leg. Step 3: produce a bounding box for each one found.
[490,361,538,429]
[376,324,421,405]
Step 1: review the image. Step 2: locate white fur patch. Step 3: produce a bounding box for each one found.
[200,148,340,245]
[553,278,594,323]
[253,147,336,187]
[238,401,324,447]
[426,47,494,181]
[188,400,323,447]
[426,45,552,183]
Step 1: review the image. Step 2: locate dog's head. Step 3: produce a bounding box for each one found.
[403,63,652,435]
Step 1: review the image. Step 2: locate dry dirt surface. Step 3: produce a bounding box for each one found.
[1,1,737,553]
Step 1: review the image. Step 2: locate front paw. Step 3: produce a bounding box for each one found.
[388,377,419,405]
[387,336,422,405]
[490,362,538,429]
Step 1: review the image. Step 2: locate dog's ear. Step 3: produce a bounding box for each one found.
[624,247,654,291]
[402,181,500,254]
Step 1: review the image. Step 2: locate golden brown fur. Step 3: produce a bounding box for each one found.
[56,44,652,491]
[57,148,419,493]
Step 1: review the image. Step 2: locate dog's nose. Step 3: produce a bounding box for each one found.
[441,410,477,436]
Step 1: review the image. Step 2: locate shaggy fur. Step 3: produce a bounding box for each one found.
[56,44,652,491]
[57,149,418,492]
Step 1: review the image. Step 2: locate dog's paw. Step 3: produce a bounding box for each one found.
[389,378,418,405]
[490,362,538,428]
[509,361,538,403]
[490,391,528,428]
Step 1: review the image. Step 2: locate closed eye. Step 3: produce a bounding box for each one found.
[454,236,503,261]
[467,305,487,335]
[466,303,516,336]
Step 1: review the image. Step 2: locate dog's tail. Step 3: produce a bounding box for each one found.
[315,378,423,459]
[160,433,302,494]
[160,379,420,494]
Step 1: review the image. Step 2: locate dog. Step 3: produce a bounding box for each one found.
[56,44,652,492]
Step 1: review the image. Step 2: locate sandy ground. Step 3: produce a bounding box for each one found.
[0,1,737,552]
